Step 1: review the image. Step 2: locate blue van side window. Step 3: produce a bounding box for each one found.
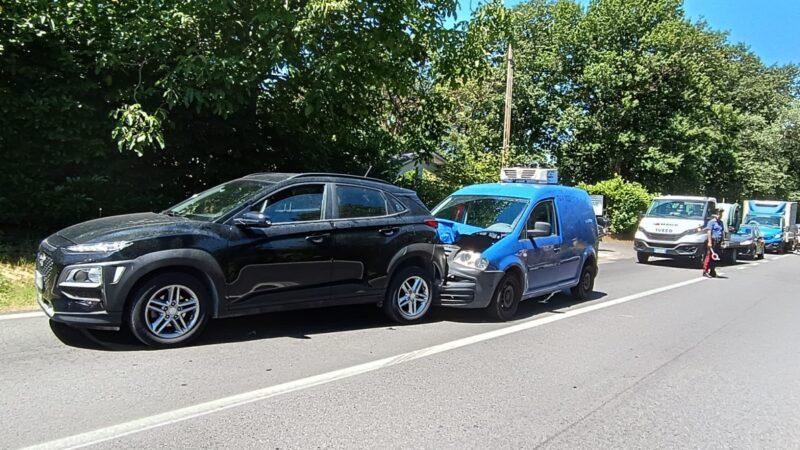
[525,199,559,237]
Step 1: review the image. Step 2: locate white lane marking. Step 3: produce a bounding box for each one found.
[0,311,44,321]
[23,276,708,450]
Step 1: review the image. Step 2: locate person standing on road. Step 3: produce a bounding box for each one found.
[703,208,724,278]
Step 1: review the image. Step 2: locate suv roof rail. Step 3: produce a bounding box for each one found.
[289,172,394,186]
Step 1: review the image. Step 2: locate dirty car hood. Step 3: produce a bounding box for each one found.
[57,212,191,244]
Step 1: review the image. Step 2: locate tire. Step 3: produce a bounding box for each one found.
[487,273,522,322]
[726,248,738,265]
[128,272,211,347]
[636,252,650,264]
[383,266,433,324]
[571,263,596,302]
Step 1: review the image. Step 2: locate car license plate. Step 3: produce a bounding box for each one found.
[34,271,43,291]
[654,248,667,254]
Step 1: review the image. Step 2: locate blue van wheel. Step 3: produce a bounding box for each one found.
[488,274,521,322]
[570,264,595,302]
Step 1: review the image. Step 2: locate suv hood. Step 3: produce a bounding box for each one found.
[57,213,191,245]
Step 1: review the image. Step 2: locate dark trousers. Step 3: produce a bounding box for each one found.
[703,238,722,274]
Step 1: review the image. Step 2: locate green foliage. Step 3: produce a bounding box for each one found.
[1,0,799,233]
[578,176,655,234]
[395,170,454,208]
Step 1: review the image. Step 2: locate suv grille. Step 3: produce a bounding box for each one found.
[37,253,54,279]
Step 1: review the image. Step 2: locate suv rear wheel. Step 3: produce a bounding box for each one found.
[128,273,210,347]
[383,266,433,324]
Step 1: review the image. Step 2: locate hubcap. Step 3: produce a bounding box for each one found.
[144,285,200,339]
[499,283,515,310]
[582,271,592,290]
[396,276,430,320]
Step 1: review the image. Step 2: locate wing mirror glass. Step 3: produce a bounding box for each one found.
[234,211,272,228]
[527,221,551,239]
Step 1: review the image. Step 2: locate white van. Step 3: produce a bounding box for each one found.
[634,196,732,265]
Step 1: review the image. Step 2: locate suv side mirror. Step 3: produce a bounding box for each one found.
[527,221,551,239]
[234,211,272,228]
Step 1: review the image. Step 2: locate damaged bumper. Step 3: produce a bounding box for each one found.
[439,264,505,309]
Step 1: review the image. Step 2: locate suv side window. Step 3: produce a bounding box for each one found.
[257,184,325,223]
[525,199,559,237]
[335,185,388,219]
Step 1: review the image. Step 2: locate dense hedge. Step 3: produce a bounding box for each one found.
[578,176,655,235]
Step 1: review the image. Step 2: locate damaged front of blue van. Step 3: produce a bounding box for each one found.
[432,181,599,321]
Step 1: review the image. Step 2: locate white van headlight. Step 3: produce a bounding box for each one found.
[454,251,489,270]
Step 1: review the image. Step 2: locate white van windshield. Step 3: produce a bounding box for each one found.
[646,199,706,219]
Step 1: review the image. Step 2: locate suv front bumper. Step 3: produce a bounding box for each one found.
[35,244,130,330]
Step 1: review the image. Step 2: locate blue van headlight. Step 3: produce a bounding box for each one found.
[454,251,489,270]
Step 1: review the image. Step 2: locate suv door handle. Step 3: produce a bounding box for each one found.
[305,233,330,244]
[379,227,399,236]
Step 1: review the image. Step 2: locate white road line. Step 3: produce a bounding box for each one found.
[23,276,708,450]
[0,311,44,321]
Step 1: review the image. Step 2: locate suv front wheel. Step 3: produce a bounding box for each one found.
[128,272,210,347]
[383,266,433,324]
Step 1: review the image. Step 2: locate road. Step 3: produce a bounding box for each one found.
[2,244,799,449]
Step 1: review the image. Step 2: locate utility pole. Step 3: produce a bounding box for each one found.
[501,43,513,167]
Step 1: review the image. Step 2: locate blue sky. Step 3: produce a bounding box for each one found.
[456,0,800,66]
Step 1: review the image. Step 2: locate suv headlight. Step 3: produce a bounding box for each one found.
[65,241,132,253]
[62,267,103,287]
[454,251,489,270]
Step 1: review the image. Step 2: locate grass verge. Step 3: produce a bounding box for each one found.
[0,239,39,313]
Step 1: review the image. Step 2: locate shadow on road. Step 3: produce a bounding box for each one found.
[642,257,755,271]
[49,290,609,351]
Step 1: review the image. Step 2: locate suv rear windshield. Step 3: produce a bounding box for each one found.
[166,180,268,221]
[432,195,529,233]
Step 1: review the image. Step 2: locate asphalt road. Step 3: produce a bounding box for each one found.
[2,245,799,449]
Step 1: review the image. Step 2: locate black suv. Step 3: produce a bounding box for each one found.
[36,173,444,347]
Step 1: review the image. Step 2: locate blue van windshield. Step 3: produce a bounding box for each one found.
[433,195,529,232]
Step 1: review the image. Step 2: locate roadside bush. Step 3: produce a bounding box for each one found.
[395,169,457,208]
[578,176,654,235]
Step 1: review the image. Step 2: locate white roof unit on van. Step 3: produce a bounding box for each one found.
[500,167,559,184]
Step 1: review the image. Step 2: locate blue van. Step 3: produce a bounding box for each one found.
[432,169,599,321]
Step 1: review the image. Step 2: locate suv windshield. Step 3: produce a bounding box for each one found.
[646,199,706,219]
[166,180,268,221]
[746,216,781,227]
[433,195,529,233]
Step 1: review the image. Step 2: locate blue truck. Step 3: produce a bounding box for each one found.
[432,168,599,321]
[742,200,798,253]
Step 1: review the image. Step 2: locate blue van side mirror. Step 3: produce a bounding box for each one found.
[527,221,551,239]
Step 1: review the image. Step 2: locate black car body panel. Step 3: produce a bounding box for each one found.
[36,173,445,331]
